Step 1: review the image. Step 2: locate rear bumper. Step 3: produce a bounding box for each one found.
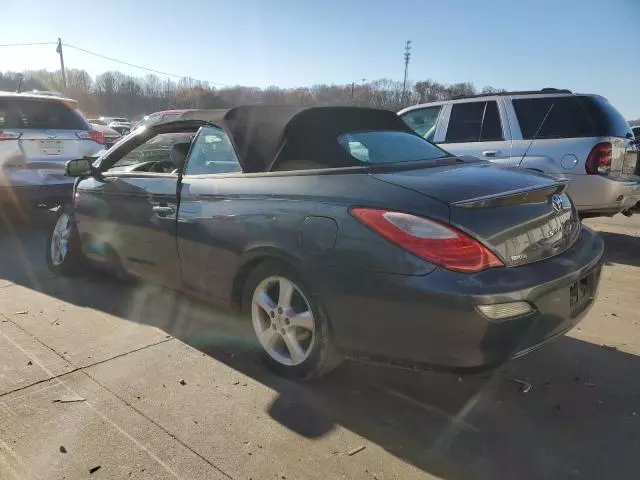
[0,183,74,207]
[313,225,604,370]
[567,173,640,214]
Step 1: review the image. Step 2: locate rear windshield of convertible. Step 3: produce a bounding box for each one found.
[338,131,448,164]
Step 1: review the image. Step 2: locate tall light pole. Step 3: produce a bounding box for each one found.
[401,40,412,106]
[350,78,366,105]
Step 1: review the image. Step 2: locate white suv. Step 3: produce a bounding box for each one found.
[0,92,105,209]
[399,89,640,217]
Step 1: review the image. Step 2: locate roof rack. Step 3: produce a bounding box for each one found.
[451,88,573,100]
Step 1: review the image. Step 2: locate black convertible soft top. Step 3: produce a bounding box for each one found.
[174,106,416,173]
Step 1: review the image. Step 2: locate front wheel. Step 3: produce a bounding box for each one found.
[46,205,85,276]
[243,261,342,380]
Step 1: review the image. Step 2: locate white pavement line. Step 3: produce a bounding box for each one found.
[81,367,235,480]
[0,311,172,398]
[431,371,505,451]
[384,389,479,433]
[0,453,23,480]
[1,377,72,405]
[0,324,68,375]
[0,436,25,466]
[0,326,217,479]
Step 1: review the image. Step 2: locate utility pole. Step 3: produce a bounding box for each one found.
[401,40,412,106]
[350,78,366,105]
[56,38,67,89]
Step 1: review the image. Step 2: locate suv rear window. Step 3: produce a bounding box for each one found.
[0,98,88,130]
[512,95,631,140]
[513,96,595,139]
[338,131,449,164]
[576,95,633,139]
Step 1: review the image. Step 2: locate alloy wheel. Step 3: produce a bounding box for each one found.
[50,213,71,266]
[251,276,316,366]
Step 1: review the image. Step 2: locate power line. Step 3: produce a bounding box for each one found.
[63,42,230,87]
[0,42,56,47]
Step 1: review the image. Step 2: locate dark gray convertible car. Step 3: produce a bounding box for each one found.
[48,106,604,379]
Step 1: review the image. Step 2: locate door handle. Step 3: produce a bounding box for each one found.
[482,150,500,157]
[152,205,175,215]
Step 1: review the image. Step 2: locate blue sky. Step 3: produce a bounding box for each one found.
[2,0,639,118]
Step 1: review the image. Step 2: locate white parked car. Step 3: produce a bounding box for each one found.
[399,89,640,217]
[0,91,105,209]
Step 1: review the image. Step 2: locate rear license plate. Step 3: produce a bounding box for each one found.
[569,269,599,316]
[39,139,64,155]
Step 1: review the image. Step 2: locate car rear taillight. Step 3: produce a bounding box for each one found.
[0,131,21,141]
[585,142,612,174]
[77,129,105,145]
[350,208,504,273]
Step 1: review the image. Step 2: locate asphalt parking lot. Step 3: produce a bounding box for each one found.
[1,210,639,480]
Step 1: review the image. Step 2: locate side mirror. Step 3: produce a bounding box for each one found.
[65,158,93,177]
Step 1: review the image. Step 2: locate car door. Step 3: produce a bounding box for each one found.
[439,99,512,164]
[176,125,243,302]
[74,128,193,289]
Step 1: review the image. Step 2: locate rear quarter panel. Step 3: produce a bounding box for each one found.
[176,171,448,304]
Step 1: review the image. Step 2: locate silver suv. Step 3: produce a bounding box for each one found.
[0,92,104,209]
[399,89,639,216]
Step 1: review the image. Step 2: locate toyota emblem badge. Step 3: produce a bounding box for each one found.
[551,194,564,213]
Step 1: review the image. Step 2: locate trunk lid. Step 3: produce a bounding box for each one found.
[18,129,88,159]
[371,163,580,267]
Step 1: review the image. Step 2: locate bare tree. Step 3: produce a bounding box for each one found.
[2,68,505,118]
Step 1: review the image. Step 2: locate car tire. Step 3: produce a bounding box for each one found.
[242,260,343,380]
[46,205,85,276]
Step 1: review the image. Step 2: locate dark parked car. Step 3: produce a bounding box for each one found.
[47,106,604,379]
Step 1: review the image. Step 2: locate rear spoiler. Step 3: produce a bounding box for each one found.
[451,181,569,209]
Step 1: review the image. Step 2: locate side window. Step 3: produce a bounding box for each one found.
[480,101,503,141]
[512,97,595,139]
[401,106,442,141]
[445,101,504,143]
[184,125,241,175]
[108,132,193,172]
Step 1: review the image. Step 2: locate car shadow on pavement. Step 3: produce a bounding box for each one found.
[2,211,640,480]
[597,230,640,268]
[33,278,640,480]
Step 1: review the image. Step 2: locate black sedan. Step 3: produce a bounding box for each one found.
[48,106,604,379]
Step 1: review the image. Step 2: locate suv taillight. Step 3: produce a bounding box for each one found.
[350,208,504,273]
[585,142,612,174]
[0,131,22,141]
[77,129,104,145]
